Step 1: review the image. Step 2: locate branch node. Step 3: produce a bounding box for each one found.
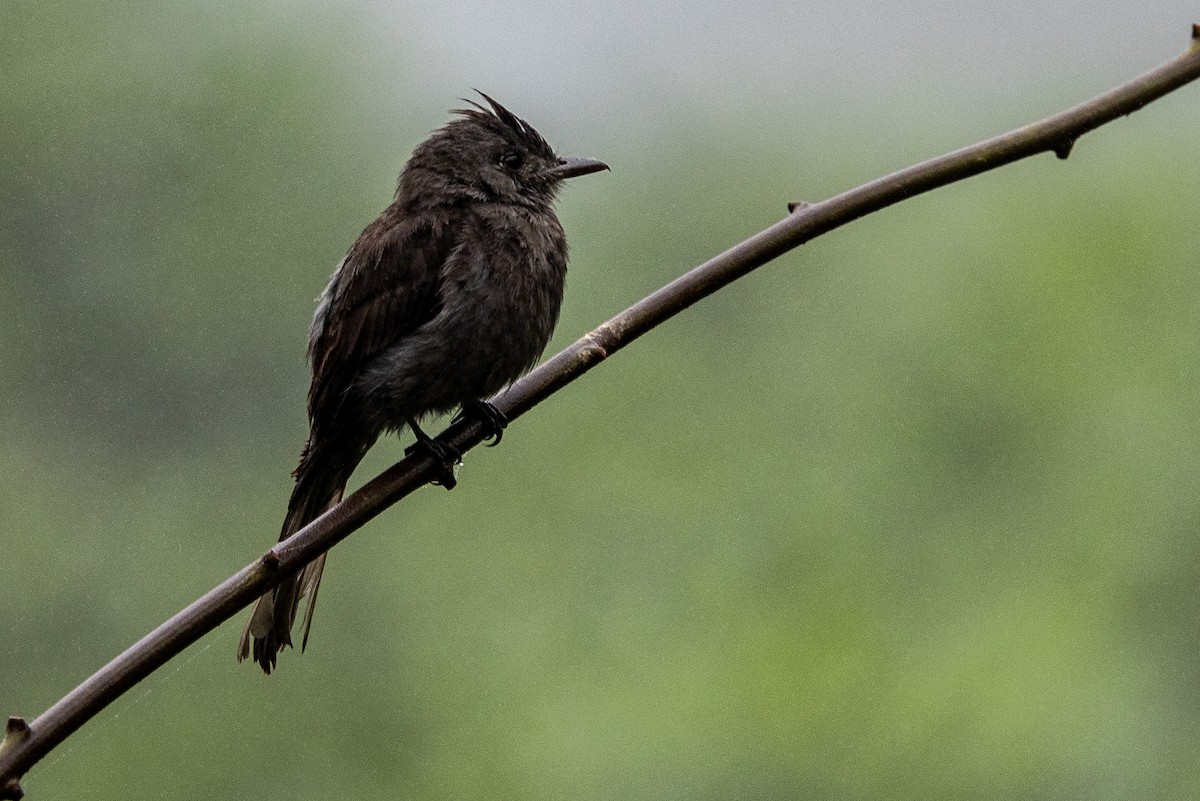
[261,550,282,572]
[1053,137,1075,160]
[580,329,610,361]
[1192,23,1199,42]
[1,777,24,801]
[787,200,812,213]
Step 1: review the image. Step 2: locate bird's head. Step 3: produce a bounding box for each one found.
[398,92,608,209]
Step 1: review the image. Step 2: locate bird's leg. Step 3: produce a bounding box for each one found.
[403,417,460,489]
[454,400,509,446]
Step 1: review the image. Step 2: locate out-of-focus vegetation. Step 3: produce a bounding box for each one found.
[3,4,1199,800]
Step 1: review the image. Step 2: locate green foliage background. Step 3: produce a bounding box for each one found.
[2,4,1199,799]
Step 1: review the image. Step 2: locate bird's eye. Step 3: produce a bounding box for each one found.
[499,151,524,170]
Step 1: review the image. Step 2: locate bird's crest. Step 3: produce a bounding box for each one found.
[455,90,554,156]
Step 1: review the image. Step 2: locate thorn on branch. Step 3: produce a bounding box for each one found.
[1,717,30,747]
[1192,22,1199,42]
[787,200,812,213]
[1053,138,1075,160]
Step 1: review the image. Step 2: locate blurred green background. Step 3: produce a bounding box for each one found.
[3,2,1200,799]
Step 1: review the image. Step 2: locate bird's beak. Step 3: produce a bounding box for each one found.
[544,156,609,180]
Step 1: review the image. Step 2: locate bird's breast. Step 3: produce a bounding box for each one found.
[350,204,571,429]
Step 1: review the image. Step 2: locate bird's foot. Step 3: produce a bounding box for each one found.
[454,400,509,447]
[404,419,461,489]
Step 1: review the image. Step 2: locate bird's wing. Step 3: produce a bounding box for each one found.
[306,205,457,429]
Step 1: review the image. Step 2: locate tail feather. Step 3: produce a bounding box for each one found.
[297,551,327,651]
[237,437,364,674]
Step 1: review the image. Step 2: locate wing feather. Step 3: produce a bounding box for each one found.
[306,204,456,429]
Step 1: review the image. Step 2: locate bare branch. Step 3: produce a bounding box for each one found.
[3,26,1200,800]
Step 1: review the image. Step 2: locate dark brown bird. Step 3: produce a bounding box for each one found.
[237,93,607,673]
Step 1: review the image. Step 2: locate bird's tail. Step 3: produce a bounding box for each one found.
[237,435,369,674]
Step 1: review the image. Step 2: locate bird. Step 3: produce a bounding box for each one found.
[237,92,607,673]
